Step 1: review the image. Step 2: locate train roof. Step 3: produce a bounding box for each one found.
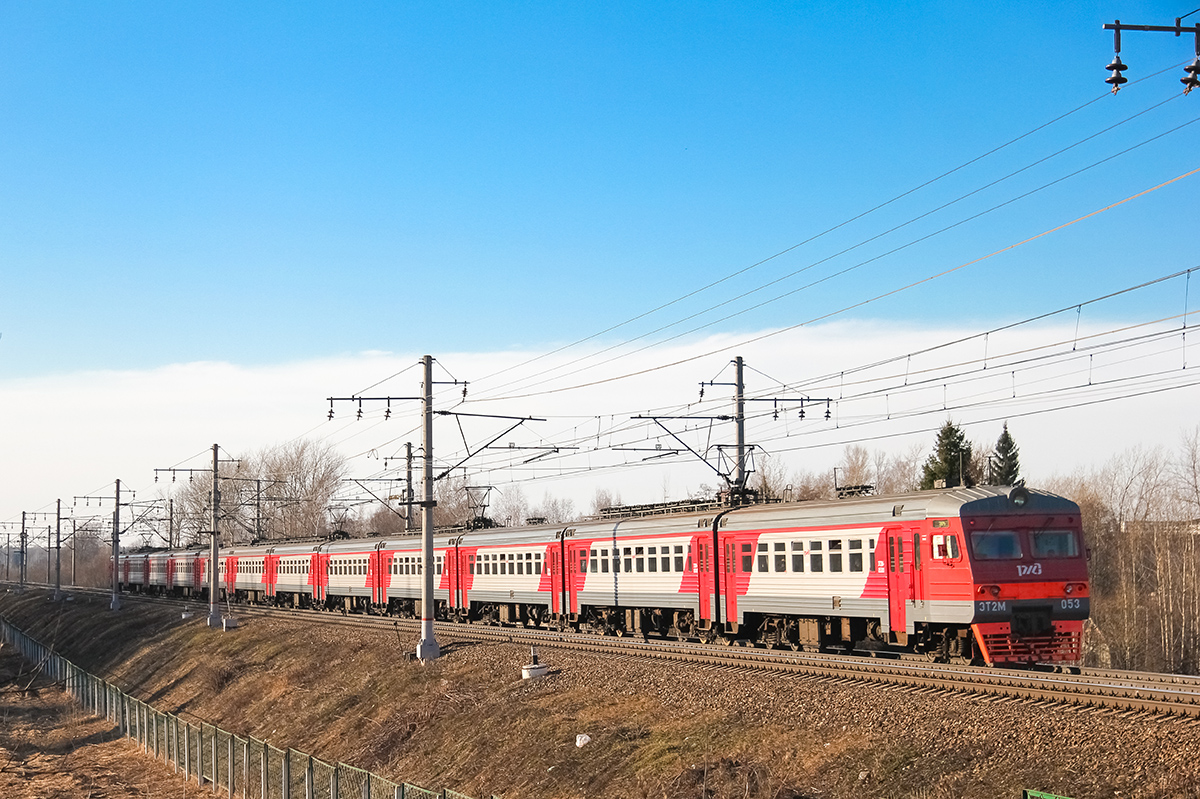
[720,485,1078,532]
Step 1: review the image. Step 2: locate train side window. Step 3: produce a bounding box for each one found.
[675,545,685,572]
[647,547,657,572]
[601,549,610,573]
[517,558,524,575]
[757,542,768,572]
[436,556,442,575]
[849,539,863,572]
[535,554,542,574]
[829,540,843,573]
[948,535,960,558]
[590,549,598,573]
[740,543,752,573]
[635,547,645,572]
[773,542,786,572]
[889,537,896,572]
[469,555,475,575]
[623,547,632,573]
[791,541,804,572]
[500,558,507,575]
[913,533,922,571]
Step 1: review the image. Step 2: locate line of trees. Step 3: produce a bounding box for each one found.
[1045,432,1200,674]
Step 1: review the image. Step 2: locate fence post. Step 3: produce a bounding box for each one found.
[212,729,218,793]
[243,739,249,799]
[185,723,191,782]
[362,776,370,799]
[305,755,314,799]
[228,734,235,797]
[330,767,338,799]
[261,743,268,799]
[282,749,291,799]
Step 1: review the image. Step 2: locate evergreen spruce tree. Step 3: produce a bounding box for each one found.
[990,422,1021,485]
[919,420,975,489]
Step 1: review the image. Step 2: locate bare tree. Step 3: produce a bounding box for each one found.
[589,487,623,516]
[749,453,791,500]
[531,493,576,524]
[493,485,531,526]
[838,445,872,488]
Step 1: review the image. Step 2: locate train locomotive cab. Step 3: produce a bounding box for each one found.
[958,487,1088,666]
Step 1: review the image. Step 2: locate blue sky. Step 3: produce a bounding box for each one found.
[3,2,1199,522]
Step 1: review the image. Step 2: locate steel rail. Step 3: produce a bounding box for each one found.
[8,582,1200,718]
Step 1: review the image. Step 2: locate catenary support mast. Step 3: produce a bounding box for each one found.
[208,443,223,628]
[416,355,440,662]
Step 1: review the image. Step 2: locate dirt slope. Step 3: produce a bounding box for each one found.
[1,588,1197,798]
[0,635,199,799]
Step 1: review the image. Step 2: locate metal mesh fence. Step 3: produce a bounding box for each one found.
[0,616,474,799]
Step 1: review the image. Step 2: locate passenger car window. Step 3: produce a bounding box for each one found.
[774,542,786,572]
[791,541,804,572]
[757,543,768,573]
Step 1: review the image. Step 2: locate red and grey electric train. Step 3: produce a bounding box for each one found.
[116,485,1088,667]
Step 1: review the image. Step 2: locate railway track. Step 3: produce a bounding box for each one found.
[7,582,1200,719]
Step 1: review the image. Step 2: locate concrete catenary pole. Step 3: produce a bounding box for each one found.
[19,511,27,591]
[110,481,121,611]
[733,355,746,498]
[208,443,223,628]
[53,499,62,600]
[405,442,414,533]
[415,355,440,662]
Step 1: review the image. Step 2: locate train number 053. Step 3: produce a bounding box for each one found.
[1061,598,1082,610]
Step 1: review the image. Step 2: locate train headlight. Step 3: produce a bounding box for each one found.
[990,585,1001,597]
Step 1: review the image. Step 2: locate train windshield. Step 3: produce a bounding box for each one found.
[1030,529,1079,558]
[969,529,1023,560]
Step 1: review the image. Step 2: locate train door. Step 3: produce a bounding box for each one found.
[264,549,277,599]
[224,555,238,595]
[441,539,462,612]
[166,557,176,591]
[566,541,589,615]
[696,536,715,624]
[309,549,326,603]
[911,531,925,607]
[370,542,387,606]
[885,527,913,635]
[721,538,738,626]
[548,547,563,614]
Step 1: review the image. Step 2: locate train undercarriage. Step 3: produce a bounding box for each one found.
[125,583,1086,667]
